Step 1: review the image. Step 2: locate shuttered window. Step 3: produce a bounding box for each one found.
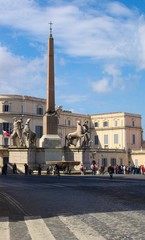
[35,126,43,138]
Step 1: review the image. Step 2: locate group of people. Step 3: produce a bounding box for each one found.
[80,161,99,175]
[80,162,114,178]
[113,165,145,175]
[24,163,60,176]
[1,163,17,175]
[47,164,71,175]
[2,161,145,177]
[80,162,145,178]
[1,162,62,176]
[107,164,145,179]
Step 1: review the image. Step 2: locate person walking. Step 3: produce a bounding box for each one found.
[47,166,50,175]
[38,164,42,175]
[108,165,114,179]
[80,164,85,175]
[2,163,7,175]
[13,163,17,174]
[91,160,97,175]
[54,164,60,176]
[24,163,29,175]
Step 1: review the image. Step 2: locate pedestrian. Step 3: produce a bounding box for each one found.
[54,164,60,176]
[47,166,50,175]
[80,164,84,175]
[24,163,28,175]
[13,163,17,174]
[2,163,7,175]
[100,165,105,174]
[108,165,114,179]
[141,165,145,175]
[123,165,126,174]
[38,164,42,175]
[113,165,116,174]
[91,160,97,175]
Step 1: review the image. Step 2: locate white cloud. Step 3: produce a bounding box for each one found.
[104,64,125,89]
[0,0,145,95]
[107,2,133,17]
[0,0,144,63]
[136,19,145,69]
[0,44,46,96]
[104,64,121,76]
[91,78,112,93]
[92,64,139,92]
[58,94,87,103]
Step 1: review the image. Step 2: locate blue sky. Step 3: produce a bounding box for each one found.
[1,0,145,133]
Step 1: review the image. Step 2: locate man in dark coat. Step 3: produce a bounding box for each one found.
[108,165,114,179]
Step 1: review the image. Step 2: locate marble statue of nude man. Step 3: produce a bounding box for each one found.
[11,117,24,147]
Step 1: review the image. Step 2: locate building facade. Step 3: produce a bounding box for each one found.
[91,112,142,151]
[0,94,144,169]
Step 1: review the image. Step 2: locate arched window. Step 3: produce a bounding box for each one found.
[35,126,43,138]
[3,101,10,112]
[37,105,43,115]
[132,120,135,127]
[94,122,99,128]
[103,121,109,127]
[114,120,118,127]
[68,119,71,126]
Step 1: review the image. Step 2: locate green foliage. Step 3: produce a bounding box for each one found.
[63,110,72,113]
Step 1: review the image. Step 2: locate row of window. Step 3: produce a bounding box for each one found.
[2,104,44,116]
[65,119,88,126]
[94,134,136,145]
[94,121,111,128]
[102,158,139,167]
[94,120,136,128]
[101,158,123,167]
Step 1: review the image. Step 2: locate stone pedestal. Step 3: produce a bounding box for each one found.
[9,148,37,173]
[39,134,63,163]
[39,134,61,148]
[43,147,63,163]
[43,115,58,135]
[8,145,92,172]
[64,148,90,170]
[9,145,64,173]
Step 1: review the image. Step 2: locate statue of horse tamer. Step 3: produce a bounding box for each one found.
[23,118,37,147]
[65,120,90,148]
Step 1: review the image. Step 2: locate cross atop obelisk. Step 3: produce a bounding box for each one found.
[49,22,53,38]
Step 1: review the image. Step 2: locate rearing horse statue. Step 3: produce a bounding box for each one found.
[23,118,37,147]
[65,121,90,148]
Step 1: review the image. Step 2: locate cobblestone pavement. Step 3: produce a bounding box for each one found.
[0,174,145,239]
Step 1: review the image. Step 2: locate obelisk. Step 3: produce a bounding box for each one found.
[43,22,58,135]
[40,23,61,148]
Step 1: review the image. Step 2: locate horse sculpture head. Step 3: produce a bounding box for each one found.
[25,118,31,125]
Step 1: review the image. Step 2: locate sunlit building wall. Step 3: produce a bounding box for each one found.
[0,94,143,168]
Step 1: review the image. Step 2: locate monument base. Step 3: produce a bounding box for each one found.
[39,134,61,148]
[8,146,92,173]
[39,134,63,164]
[9,146,63,173]
[64,147,90,170]
[8,147,37,173]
